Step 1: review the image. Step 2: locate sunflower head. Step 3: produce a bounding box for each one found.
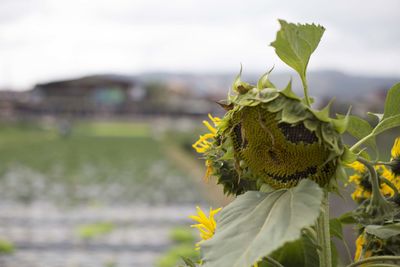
[347,163,398,204]
[390,137,400,176]
[194,71,347,192]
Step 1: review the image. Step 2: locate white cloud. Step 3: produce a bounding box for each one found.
[0,0,399,89]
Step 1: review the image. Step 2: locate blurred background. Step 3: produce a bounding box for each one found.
[0,0,399,266]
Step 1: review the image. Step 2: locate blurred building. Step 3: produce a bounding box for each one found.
[30,75,144,117]
[0,74,218,119]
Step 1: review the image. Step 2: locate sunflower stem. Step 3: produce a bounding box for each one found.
[301,74,312,107]
[357,156,395,222]
[316,189,332,267]
[357,157,387,205]
[345,255,400,267]
[350,133,373,152]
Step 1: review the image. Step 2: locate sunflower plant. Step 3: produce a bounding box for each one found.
[184,20,400,267]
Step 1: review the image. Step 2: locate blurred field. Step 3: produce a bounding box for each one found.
[0,120,204,205]
[0,119,209,267]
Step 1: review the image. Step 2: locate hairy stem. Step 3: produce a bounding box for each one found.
[316,189,332,267]
[357,157,387,205]
[350,133,373,152]
[301,74,312,107]
[346,256,400,267]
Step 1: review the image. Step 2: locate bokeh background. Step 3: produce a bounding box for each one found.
[0,1,399,266]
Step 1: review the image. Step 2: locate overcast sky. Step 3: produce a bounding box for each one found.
[0,0,399,89]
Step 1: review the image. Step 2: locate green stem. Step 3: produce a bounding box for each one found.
[357,157,395,221]
[345,256,400,267]
[362,264,400,267]
[301,75,312,107]
[350,133,373,152]
[316,189,332,267]
[357,157,387,206]
[357,157,381,199]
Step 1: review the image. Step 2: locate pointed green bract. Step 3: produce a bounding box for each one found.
[233,65,253,94]
[332,107,351,134]
[201,180,323,267]
[270,20,325,79]
[341,147,357,164]
[311,99,334,122]
[257,67,275,89]
[280,79,300,100]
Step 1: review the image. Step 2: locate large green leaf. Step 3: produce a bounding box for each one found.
[201,179,323,267]
[329,218,343,240]
[270,20,325,79]
[365,223,400,239]
[344,115,377,152]
[372,114,400,136]
[302,233,320,267]
[270,238,308,267]
[383,83,400,120]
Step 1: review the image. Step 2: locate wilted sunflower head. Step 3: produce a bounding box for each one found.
[197,71,346,192]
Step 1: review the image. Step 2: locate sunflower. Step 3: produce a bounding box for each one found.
[354,230,400,262]
[347,162,397,203]
[193,69,346,195]
[189,206,221,249]
[390,137,400,176]
[214,82,344,190]
[354,233,372,261]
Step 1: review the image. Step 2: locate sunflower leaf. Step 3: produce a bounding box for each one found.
[365,223,400,239]
[329,218,343,240]
[302,232,320,267]
[201,179,323,267]
[372,114,400,136]
[342,115,377,153]
[383,83,400,120]
[270,20,325,81]
[269,238,311,267]
[181,257,198,267]
[367,112,384,122]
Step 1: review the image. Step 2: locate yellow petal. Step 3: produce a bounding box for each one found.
[203,121,217,134]
[391,137,400,159]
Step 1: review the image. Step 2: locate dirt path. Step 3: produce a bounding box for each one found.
[162,142,232,207]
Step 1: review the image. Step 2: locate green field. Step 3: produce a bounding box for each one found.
[0,121,203,204]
